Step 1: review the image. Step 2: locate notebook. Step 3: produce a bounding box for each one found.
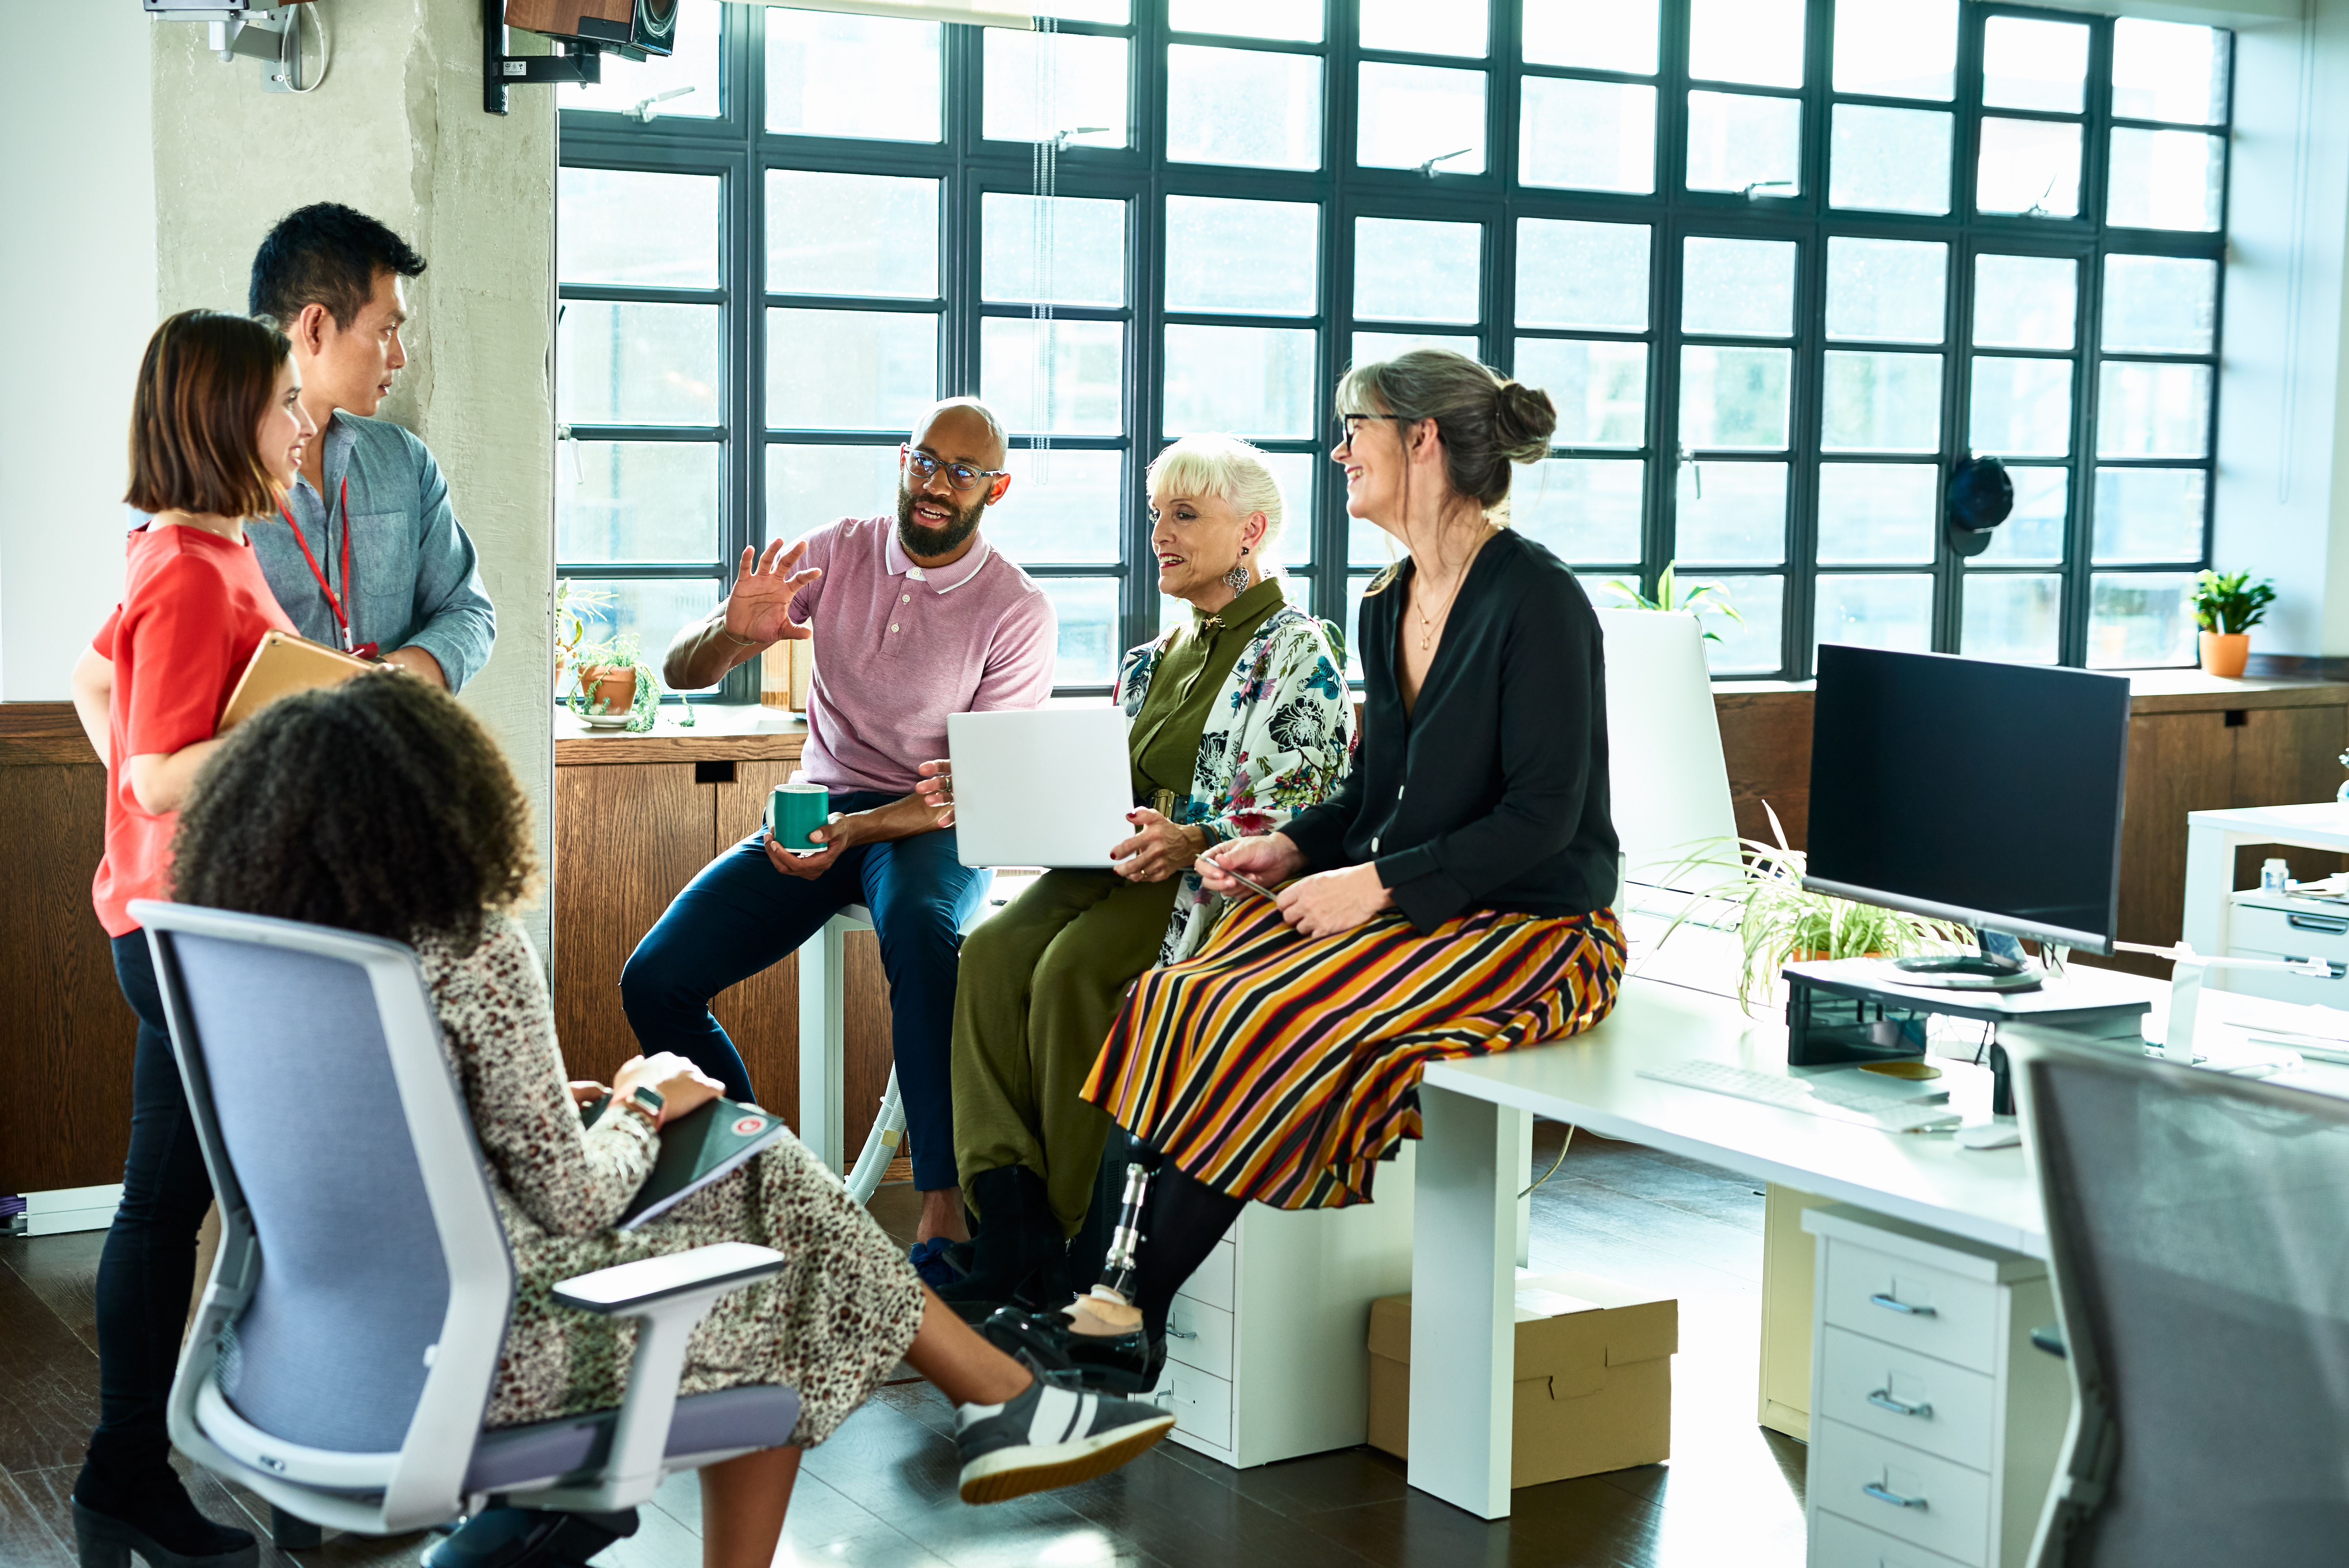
[217,630,377,731]
[581,1093,790,1230]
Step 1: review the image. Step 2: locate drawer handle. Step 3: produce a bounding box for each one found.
[1863,1481,1929,1511]
[2288,913,2349,934]
[1166,1326,1199,1340]
[1868,1292,1937,1317]
[1868,1389,1933,1419]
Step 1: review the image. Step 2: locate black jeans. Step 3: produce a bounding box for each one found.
[82,931,217,1490]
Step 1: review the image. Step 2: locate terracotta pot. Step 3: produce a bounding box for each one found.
[578,665,639,716]
[2199,630,2250,679]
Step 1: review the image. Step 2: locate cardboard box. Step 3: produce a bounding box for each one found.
[1365,1272,1677,1487]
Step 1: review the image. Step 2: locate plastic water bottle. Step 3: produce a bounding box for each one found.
[2262,858,2291,893]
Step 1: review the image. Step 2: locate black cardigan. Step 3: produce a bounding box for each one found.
[1283,529,1618,930]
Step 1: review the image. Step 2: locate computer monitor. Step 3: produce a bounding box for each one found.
[1804,644,2131,960]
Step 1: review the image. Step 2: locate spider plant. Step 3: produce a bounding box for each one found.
[1604,561,1746,643]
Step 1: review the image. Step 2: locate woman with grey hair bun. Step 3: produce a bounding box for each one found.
[915,433,1354,1325]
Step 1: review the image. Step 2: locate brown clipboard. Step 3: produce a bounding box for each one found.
[217,630,377,732]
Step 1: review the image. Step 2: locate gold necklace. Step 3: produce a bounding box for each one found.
[1411,525,1495,652]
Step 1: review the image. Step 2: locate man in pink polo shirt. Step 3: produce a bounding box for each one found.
[624,397,1054,1270]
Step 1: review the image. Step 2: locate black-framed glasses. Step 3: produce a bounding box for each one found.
[1333,413,1411,447]
[903,446,1011,493]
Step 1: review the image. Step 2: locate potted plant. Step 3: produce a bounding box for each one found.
[565,629,662,731]
[2190,570,2277,679]
[554,580,616,698]
[1605,561,1745,644]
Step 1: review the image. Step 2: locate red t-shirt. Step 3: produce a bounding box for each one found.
[90,524,296,938]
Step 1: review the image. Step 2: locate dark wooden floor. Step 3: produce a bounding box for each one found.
[0,1129,1804,1567]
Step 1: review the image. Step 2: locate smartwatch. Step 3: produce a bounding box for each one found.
[620,1083,665,1129]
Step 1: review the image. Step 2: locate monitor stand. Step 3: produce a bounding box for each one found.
[1884,931,2042,993]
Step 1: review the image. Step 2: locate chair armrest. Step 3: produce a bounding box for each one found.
[553,1243,786,1316]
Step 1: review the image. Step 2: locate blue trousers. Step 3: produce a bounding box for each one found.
[620,791,988,1191]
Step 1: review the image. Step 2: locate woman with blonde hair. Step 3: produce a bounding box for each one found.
[920,434,1352,1338]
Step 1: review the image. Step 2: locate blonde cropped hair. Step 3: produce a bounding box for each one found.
[1146,434,1287,568]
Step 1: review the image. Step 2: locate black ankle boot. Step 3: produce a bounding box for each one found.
[420,1508,639,1568]
[71,1466,257,1568]
[938,1166,1062,1315]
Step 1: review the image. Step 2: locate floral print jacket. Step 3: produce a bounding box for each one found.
[1117,595,1354,965]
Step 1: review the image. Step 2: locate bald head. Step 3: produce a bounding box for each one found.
[912,397,1008,471]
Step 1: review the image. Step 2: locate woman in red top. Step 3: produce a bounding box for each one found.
[65,309,315,1568]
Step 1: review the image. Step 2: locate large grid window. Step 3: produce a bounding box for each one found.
[558,0,2229,694]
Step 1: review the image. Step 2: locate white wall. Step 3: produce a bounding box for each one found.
[0,0,157,700]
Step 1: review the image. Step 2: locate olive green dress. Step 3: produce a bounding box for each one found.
[952,577,1288,1234]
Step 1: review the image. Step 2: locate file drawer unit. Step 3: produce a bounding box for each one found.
[2220,890,2349,1004]
[1801,1206,2070,1568]
[1157,1145,1415,1468]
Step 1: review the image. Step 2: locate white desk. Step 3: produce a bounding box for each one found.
[2181,801,2349,985]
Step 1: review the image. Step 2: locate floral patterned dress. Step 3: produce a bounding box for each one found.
[413,916,924,1444]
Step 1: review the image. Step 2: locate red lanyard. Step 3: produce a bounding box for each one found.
[278,477,377,659]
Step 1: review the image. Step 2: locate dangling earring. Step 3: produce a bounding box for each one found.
[1223,545,1251,593]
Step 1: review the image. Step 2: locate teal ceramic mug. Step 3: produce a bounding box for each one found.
[767,782,831,855]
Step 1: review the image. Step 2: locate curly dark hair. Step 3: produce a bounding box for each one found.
[172,673,537,948]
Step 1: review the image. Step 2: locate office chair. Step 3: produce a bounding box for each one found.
[132,900,803,1548]
[2011,1027,2349,1568]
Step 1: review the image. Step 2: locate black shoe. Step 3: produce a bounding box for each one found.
[936,1166,1063,1314]
[419,1508,639,1568]
[71,1468,258,1568]
[978,1305,1165,1395]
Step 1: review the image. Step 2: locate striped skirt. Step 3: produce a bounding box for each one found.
[1079,900,1626,1211]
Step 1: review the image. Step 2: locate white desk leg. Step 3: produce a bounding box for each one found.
[2180,823,2240,990]
[796,920,847,1172]
[1409,1084,1517,1520]
[1515,1110,1533,1269]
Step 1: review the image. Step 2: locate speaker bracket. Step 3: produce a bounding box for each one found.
[483,0,603,116]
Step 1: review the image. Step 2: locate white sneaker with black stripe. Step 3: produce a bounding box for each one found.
[953,1356,1176,1504]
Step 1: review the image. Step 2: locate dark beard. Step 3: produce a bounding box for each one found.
[896,481,987,560]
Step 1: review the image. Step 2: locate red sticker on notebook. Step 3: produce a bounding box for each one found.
[733,1116,767,1136]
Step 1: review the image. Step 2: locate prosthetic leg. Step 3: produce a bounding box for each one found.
[1092,1157,1157,1306]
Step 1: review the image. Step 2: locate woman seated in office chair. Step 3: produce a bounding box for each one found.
[167,676,1174,1568]
[917,433,1352,1321]
[990,348,1627,1389]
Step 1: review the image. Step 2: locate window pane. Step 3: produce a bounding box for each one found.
[1962,573,2061,664]
[767,171,938,299]
[1352,329,1480,364]
[1969,357,2073,458]
[2088,572,2197,667]
[1170,0,1321,42]
[2108,129,2225,232]
[1685,574,1783,674]
[1688,0,1804,89]
[2112,20,2228,126]
[1686,92,1802,197]
[559,169,718,287]
[1041,578,1123,686]
[1520,78,1657,194]
[1817,573,1932,654]
[1341,575,1376,679]
[1166,197,1318,316]
[768,309,937,430]
[983,31,1128,148]
[561,302,721,425]
[1168,44,1323,171]
[1821,352,1942,453]
[2102,256,2218,354]
[2097,362,2212,458]
[1164,324,1316,437]
[1972,255,2076,351]
[1356,218,1482,325]
[2095,467,2205,563]
[1038,0,1128,21]
[1817,463,1936,562]
[1832,0,1955,100]
[1514,459,1643,562]
[979,317,1124,434]
[994,449,1126,563]
[1351,516,1395,567]
[1983,17,2088,113]
[765,443,902,546]
[981,194,1124,308]
[1829,105,1951,215]
[1682,237,1795,339]
[1362,0,1484,58]
[559,441,720,563]
[1680,347,1792,449]
[1825,238,1946,344]
[766,9,940,141]
[1523,0,1657,75]
[1517,219,1651,331]
[1676,461,1786,563]
[1975,466,2068,565]
[567,0,720,117]
[1250,451,1320,568]
[1358,63,1488,174]
[1513,339,1647,447]
[559,576,721,692]
[1977,118,2082,218]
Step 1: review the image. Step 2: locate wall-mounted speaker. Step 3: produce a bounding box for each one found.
[504,0,676,59]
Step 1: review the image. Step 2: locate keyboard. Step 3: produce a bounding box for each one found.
[1637,1059,1963,1133]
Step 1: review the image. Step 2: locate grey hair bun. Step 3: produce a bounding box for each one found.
[1494,379,1558,465]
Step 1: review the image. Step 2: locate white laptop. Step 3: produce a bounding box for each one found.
[948,707,1133,870]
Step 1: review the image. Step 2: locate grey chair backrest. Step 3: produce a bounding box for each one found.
[2015,1033,2349,1568]
[138,901,513,1519]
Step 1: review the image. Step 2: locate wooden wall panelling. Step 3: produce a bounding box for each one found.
[2229,702,2349,891]
[551,762,714,1083]
[1712,689,1813,851]
[2107,710,2240,976]
[711,762,801,1126]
